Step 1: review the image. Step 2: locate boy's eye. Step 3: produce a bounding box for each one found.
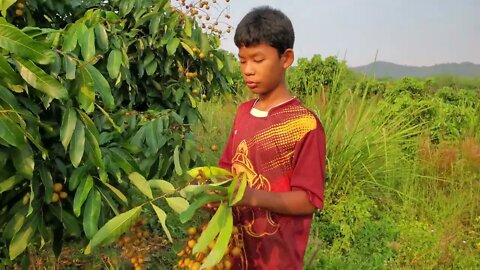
[254,59,264,63]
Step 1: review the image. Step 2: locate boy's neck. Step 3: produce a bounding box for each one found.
[255,84,293,111]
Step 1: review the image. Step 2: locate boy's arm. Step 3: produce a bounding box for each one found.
[237,187,316,215]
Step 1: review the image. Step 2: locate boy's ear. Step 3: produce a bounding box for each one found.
[282,48,294,69]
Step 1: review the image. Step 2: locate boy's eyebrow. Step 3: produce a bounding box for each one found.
[238,52,264,58]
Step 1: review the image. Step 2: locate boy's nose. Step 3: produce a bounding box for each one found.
[242,62,255,76]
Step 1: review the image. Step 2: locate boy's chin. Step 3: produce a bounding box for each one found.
[248,87,269,96]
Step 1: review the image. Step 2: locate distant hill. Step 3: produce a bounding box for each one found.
[351,61,480,78]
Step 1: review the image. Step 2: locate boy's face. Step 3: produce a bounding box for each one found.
[238,43,293,95]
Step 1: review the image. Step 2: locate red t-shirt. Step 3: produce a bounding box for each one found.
[219,98,326,270]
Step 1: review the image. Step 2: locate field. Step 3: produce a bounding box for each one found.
[0,0,479,269]
[194,64,480,269]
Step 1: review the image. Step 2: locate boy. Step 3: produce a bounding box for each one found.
[218,6,326,270]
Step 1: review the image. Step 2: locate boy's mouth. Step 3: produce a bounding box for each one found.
[246,81,258,89]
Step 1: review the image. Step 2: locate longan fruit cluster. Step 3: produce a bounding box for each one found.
[172,0,233,36]
[51,183,68,203]
[115,216,151,270]
[196,144,219,154]
[15,0,26,17]
[176,224,242,270]
[185,70,198,83]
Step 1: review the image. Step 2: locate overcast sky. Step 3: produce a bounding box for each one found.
[216,0,480,67]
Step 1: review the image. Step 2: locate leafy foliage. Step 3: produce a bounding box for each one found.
[0,0,235,260]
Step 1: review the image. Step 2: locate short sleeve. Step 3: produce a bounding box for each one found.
[290,119,326,209]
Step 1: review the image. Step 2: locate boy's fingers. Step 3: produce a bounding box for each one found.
[206,189,227,196]
[202,203,217,212]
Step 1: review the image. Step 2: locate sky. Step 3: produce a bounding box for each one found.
[215,0,480,67]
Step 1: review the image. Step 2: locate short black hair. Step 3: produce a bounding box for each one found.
[234,6,294,55]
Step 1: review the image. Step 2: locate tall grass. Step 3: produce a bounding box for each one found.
[298,72,480,269]
[306,88,422,199]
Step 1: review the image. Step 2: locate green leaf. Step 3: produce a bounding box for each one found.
[178,184,201,199]
[94,23,109,51]
[230,174,247,206]
[0,82,24,110]
[227,175,238,201]
[85,206,142,254]
[63,55,77,80]
[149,14,162,36]
[52,226,63,258]
[109,148,138,174]
[119,0,135,16]
[0,54,23,87]
[165,196,189,214]
[83,189,101,239]
[78,25,95,62]
[214,55,224,71]
[9,215,38,260]
[69,120,85,168]
[50,53,61,76]
[83,123,103,169]
[199,32,210,54]
[173,146,182,175]
[181,184,228,200]
[180,41,195,57]
[224,53,235,74]
[14,57,68,99]
[0,116,24,147]
[179,193,225,224]
[187,93,196,108]
[73,175,94,217]
[62,23,79,52]
[145,60,157,76]
[85,64,114,110]
[202,207,233,268]
[3,208,27,240]
[77,67,95,113]
[0,19,56,65]
[184,17,192,37]
[27,177,39,216]
[0,175,24,194]
[107,49,122,79]
[0,0,15,17]
[192,203,227,254]
[128,172,153,199]
[186,166,232,180]
[166,37,180,56]
[60,107,77,151]
[150,203,172,242]
[76,109,100,139]
[98,188,120,215]
[12,143,34,179]
[100,181,128,205]
[142,50,154,65]
[39,166,53,203]
[149,179,175,194]
[96,104,121,133]
[49,205,81,237]
[145,120,159,151]
[68,165,89,191]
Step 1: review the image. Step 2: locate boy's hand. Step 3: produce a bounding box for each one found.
[230,176,254,207]
[202,189,227,211]
[202,174,253,210]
